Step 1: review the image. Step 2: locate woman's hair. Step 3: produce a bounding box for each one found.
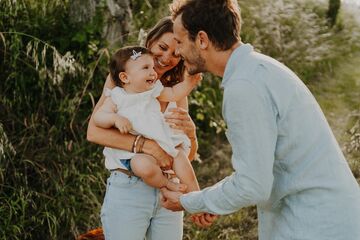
[145,16,185,87]
[109,46,150,87]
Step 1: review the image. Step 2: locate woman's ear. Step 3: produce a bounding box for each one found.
[197,31,209,50]
[119,72,129,84]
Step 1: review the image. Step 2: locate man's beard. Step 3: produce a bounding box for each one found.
[186,55,206,75]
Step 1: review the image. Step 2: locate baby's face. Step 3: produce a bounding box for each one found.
[125,54,158,93]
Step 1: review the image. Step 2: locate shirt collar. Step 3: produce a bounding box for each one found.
[221,43,254,87]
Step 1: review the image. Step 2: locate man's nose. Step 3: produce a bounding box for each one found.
[175,49,184,60]
[175,48,180,57]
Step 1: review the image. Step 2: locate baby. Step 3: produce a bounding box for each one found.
[94,46,200,193]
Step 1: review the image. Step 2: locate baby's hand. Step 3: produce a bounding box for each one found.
[114,116,132,134]
[185,71,202,84]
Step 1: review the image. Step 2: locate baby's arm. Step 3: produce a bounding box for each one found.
[87,75,174,168]
[93,97,132,134]
[157,73,202,102]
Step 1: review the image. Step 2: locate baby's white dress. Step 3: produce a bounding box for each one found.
[103,80,190,170]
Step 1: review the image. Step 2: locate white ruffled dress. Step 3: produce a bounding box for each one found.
[103,80,190,170]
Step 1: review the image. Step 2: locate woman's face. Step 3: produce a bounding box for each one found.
[149,32,181,78]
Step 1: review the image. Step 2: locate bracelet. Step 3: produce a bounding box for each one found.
[132,135,142,153]
[137,136,146,153]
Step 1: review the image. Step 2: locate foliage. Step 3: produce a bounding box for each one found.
[345,112,360,180]
[131,0,173,30]
[240,0,360,82]
[345,111,360,182]
[0,0,108,239]
[0,0,359,239]
[346,114,360,154]
[189,74,227,157]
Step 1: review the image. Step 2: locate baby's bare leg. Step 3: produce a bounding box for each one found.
[131,154,187,191]
[173,149,200,192]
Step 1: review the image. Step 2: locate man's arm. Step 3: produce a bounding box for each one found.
[163,79,277,214]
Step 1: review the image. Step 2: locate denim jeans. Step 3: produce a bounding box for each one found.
[101,171,183,240]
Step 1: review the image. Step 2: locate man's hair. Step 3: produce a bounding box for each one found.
[145,16,185,87]
[109,46,150,87]
[170,0,241,50]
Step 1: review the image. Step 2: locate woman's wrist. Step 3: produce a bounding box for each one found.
[188,134,198,161]
[187,131,197,141]
[189,136,197,140]
[141,138,157,156]
[132,135,143,153]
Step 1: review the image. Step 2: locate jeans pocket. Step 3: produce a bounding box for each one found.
[109,171,139,188]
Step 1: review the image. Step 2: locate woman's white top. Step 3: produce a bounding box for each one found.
[103,80,190,170]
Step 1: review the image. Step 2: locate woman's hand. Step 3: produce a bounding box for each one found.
[189,213,218,228]
[164,107,196,139]
[164,107,198,161]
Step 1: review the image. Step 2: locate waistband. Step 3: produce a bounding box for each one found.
[110,168,136,177]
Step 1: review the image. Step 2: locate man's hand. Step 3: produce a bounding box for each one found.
[160,187,184,211]
[190,213,218,228]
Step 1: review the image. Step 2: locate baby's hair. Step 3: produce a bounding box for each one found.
[109,46,151,87]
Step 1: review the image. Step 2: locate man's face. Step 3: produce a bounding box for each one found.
[173,15,206,75]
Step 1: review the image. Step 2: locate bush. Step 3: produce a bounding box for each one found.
[0,0,107,239]
[240,0,355,82]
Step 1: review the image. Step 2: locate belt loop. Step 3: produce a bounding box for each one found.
[111,168,136,178]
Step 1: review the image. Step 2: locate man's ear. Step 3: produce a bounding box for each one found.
[119,72,129,84]
[197,31,209,50]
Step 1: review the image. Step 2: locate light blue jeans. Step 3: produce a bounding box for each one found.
[101,171,183,240]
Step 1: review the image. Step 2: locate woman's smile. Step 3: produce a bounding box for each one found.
[155,58,169,68]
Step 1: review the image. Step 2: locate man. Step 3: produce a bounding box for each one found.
[161,0,360,239]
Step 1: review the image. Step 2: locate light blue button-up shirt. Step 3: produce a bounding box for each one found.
[180,44,360,239]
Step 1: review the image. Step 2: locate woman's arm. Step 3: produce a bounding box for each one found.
[93,97,119,128]
[87,75,174,168]
[166,97,198,161]
[87,75,134,149]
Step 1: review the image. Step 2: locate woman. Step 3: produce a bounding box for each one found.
[86,16,199,240]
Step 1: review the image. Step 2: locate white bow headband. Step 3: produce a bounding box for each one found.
[130,50,142,60]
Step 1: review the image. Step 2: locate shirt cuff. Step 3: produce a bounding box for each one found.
[180,191,205,213]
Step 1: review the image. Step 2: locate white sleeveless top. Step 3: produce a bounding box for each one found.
[103,80,190,170]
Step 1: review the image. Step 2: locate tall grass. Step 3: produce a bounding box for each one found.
[240,0,360,81]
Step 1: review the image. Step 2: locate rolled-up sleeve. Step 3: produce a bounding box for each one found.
[180,79,278,214]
